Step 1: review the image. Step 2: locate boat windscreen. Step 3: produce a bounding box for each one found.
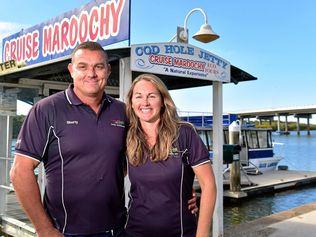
[197,130,212,150]
[245,130,272,149]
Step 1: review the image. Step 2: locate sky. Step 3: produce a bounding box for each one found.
[1,0,316,122]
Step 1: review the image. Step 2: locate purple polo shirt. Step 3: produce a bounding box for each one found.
[15,85,128,235]
[125,124,210,237]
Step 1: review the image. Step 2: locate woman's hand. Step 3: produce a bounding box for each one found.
[188,189,199,214]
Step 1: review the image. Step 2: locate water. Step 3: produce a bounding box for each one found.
[275,131,316,171]
[224,130,316,228]
[11,139,16,157]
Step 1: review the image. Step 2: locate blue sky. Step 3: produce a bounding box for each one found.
[1,0,316,122]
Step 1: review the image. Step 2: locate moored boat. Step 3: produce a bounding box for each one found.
[181,113,283,174]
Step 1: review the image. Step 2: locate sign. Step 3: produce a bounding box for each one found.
[0,60,18,75]
[131,43,230,82]
[2,0,130,66]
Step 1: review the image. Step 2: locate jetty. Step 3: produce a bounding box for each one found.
[193,169,316,199]
[223,169,316,199]
[224,201,316,237]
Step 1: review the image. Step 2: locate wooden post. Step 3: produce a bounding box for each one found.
[119,57,132,102]
[119,57,132,207]
[229,121,241,192]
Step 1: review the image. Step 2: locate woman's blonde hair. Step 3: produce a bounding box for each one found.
[126,74,182,166]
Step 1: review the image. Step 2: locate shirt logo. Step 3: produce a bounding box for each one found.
[66,120,79,125]
[170,148,190,165]
[169,147,180,156]
[110,119,125,128]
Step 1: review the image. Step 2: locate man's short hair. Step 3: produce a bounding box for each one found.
[71,41,109,63]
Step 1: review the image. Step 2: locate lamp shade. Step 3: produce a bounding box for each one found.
[193,23,219,43]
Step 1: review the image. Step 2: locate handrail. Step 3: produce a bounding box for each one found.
[0,156,13,161]
[247,160,262,175]
[0,184,14,191]
[240,166,254,186]
[1,215,36,235]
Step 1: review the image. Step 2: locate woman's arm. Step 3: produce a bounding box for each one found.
[193,163,217,237]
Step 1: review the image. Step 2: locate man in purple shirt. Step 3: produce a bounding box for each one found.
[10,42,127,237]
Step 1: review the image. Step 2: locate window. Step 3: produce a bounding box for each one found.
[197,130,213,150]
[257,131,268,148]
[246,130,259,148]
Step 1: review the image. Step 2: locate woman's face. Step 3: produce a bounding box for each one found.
[131,80,163,124]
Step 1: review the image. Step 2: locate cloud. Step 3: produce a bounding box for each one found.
[0,21,29,62]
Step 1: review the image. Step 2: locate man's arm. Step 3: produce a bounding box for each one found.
[10,154,63,237]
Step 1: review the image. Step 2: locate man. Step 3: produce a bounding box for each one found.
[10,41,127,237]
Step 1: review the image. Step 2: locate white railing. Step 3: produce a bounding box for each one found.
[0,154,42,236]
[178,111,212,128]
[0,156,12,218]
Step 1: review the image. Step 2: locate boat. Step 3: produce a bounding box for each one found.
[275,130,290,135]
[180,113,283,174]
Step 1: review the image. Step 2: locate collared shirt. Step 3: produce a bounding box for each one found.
[125,124,210,237]
[15,85,128,235]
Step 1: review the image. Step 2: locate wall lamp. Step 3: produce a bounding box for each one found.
[173,8,219,44]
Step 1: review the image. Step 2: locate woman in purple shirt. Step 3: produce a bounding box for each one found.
[125,74,216,237]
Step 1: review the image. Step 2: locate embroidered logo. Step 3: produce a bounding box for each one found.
[169,148,190,165]
[66,120,79,125]
[169,147,180,156]
[110,119,125,128]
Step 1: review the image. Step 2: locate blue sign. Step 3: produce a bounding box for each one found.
[2,0,130,66]
[131,43,230,82]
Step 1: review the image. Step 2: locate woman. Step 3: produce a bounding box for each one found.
[125,74,216,237]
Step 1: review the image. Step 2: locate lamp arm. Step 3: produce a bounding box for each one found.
[183,8,208,32]
[169,34,177,42]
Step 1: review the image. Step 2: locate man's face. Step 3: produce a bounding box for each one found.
[68,49,111,100]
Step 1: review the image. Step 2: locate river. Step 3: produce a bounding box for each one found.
[224,130,316,228]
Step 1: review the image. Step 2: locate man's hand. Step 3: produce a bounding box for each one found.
[188,189,199,214]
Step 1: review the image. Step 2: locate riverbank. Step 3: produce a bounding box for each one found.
[255,121,316,131]
[224,201,316,237]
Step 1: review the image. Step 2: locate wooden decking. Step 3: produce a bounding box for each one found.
[223,170,316,199]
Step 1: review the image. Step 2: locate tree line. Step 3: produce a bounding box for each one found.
[255,120,316,131]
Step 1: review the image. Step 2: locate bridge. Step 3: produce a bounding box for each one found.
[234,104,316,135]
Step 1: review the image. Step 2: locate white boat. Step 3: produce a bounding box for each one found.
[181,113,283,174]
